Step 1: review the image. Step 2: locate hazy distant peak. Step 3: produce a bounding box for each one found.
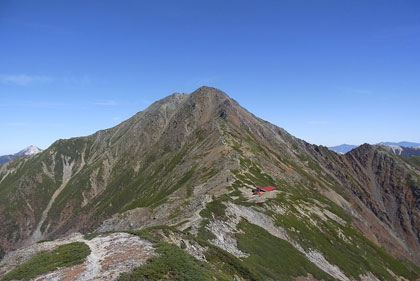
[0,145,42,165]
[328,144,358,154]
[19,145,42,156]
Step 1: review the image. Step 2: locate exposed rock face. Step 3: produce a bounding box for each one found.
[1,86,420,280]
[305,143,420,262]
[345,145,420,260]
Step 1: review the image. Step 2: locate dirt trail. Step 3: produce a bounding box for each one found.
[76,238,100,281]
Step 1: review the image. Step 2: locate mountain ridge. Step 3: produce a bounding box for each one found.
[380,141,420,147]
[1,86,420,280]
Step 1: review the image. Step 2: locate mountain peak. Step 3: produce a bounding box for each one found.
[195,85,222,92]
[190,86,229,100]
[189,86,238,115]
[16,145,42,156]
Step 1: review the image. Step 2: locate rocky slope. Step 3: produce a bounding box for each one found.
[308,144,420,262]
[1,86,420,280]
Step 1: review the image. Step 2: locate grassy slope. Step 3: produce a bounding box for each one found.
[199,186,420,281]
[194,163,420,281]
[195,198,334,280]
[236,220,336,281]
[118,242,232,281]
[403,155,420,171]
[263,169,420,281]
[121,221,334,281]
[274,204,420,281]
[121,226,244,281]
[123,226,265,281]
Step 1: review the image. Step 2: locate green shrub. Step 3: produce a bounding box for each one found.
[197,219,216,241]
[129,225,178,243]
[276,212,420,281]
[36,239,53,244]
[118,242,231,281]
[202,241,263,281]
[199,198,227,219]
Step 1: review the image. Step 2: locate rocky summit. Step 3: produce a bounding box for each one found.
[1,86,420,281]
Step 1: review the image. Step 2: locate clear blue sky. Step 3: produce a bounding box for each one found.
[1,0,419,155]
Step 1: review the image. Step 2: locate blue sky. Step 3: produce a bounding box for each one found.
[1,0,419,155]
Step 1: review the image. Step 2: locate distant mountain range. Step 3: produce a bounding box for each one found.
[0,145,42,164]
[327,144,358,154]
[380,141,420,147]
[381,145,420,157]
[329,142,420,154]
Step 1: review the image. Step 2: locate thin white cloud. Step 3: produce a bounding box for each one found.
[1,99,120,109]
[0,121,65,128]
[0,101,63,109]
[1,122,28,127]
[18,101,68,110]
[0,74,94,87]
[38,122,65,128]
[93,100,117,106]
[0,74,52,86]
